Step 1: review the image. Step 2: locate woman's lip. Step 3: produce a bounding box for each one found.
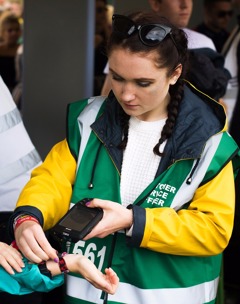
[123,102,137,106]
[179,13,190,18]
[123,103,138,107]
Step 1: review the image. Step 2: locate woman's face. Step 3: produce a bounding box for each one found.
[109,48,181,121]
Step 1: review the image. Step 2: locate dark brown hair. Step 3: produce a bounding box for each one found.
[107,11,189,156]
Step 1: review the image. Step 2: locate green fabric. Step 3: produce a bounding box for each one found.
[63,97,239,303]
[216,262,225,304]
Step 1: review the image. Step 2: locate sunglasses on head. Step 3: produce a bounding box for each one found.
[217,10,233,18]
[112,14,177,48]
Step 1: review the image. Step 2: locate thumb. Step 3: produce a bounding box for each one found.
[84,198,95,207]
[85,198,103,208]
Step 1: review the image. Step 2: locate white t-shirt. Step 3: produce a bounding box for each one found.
[120,116,166,207]
[183,28,216,50]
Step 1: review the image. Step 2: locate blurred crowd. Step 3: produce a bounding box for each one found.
[0,0,23,110]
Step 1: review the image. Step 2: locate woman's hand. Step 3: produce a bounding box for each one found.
[83,198,133,240]
[0,241,24,274]
[14,221,58,263]
[65,254,119,294]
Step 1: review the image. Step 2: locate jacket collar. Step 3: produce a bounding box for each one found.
[91,85,226,173]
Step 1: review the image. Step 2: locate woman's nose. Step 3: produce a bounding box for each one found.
[121,84,135,102]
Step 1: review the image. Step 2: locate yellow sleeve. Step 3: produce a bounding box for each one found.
[16,139,76,231]
[142,161,235,256]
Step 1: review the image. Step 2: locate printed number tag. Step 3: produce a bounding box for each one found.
[73,240,106,271]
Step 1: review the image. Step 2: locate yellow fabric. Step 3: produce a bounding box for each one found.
[17,139,235,257]
[142,162,235,256]
[16,139,76,230]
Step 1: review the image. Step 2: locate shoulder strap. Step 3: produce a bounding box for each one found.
[77,96,105,166]
[67,96,105,163]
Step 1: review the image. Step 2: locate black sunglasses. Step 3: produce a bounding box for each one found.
[217,10,233,18]
[112,14,177,48]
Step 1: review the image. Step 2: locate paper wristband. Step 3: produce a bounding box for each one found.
[14,215,39,231]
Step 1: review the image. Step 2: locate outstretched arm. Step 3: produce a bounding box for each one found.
[46,254,119,295]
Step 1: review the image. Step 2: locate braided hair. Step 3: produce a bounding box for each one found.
[107,11,189,156]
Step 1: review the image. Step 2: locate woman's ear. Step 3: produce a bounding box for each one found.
[170,64,182,85]
[148,0,161,13]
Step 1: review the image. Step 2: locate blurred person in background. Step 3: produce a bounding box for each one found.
[0,0,10,16]
[94,0,111,95]
[221,1,240,303]
[8,0,23,20]
[194,0,233,53]
[0,12,21,98]
[148,0,216,49]
[222,0,240,142]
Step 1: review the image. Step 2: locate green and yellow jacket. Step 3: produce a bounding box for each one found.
[14,85,240,304]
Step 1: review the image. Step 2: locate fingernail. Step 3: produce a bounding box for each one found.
[54,257,59,263]
[85,201,91,206]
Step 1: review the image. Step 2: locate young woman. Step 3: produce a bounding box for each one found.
[11,11,240,304]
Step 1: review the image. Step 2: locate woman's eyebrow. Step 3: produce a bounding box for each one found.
[109,68,121,76]
[109,68,155,81]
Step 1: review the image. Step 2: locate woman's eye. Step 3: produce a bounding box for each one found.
[112,75,123,82]
[111,74,151,87]
[137,81,151,87]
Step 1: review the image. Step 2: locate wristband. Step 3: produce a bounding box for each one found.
[14,215,39,231]
[58,253,69,273]
[38,261,52,279]
[13,214,26,229]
